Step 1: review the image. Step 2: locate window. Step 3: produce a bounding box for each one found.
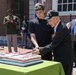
[13,0,21,12]
[58,0,76,12]
[12,0,24,16]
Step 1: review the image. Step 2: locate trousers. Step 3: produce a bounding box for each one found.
[6,34,17,52]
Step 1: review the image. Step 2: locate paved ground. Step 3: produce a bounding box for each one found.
[0,46,76,75]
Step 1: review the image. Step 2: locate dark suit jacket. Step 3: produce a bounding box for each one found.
[40,21,74,66]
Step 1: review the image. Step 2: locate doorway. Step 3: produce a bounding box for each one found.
[11,0,24,22]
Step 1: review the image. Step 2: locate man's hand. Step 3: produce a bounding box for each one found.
[66,22,71,29]
[32,48,40,54]
[7,19,13,23]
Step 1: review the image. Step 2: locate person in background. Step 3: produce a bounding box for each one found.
[32,10,74,75]
[29,3,54,60]
[3,9,20,53]
[66,19,76,67]
[21,15,28,48]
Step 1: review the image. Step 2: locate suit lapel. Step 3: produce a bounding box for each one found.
[56,21,62,32]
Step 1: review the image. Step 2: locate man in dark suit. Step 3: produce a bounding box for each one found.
[32,10,74,75]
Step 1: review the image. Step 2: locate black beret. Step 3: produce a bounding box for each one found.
[45,10,59,20]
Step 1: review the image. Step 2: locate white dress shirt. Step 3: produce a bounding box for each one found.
[54,20,61,32]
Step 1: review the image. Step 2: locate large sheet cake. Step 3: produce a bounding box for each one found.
[0,52,43,66]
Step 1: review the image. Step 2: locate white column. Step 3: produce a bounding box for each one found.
[52,0,58,11]
[42,0,46,5]
[29,0,35,20]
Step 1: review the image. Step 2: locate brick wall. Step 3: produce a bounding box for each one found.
[44,0,52,13]
[60,15,76,23]
[0,0,7,35]
[0,0,12,36]
[24,0,29,19]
